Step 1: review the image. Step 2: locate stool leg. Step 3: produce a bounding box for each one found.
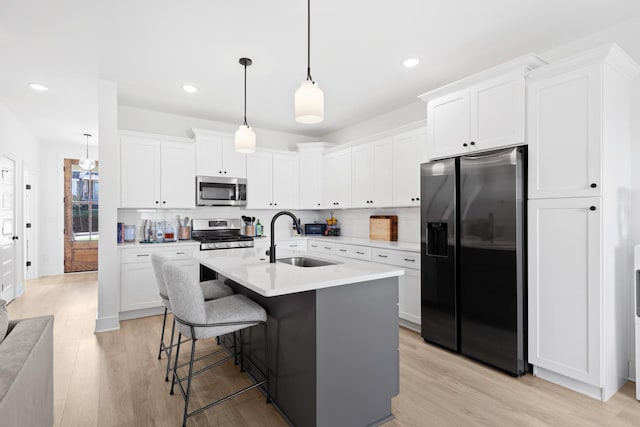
[239,329,245,372]
[233,331,239,365]
[165,318,176,381]
[182,330,197,427]
[170,332,182,396]
[158,307,168,360]
[264,322,271,404]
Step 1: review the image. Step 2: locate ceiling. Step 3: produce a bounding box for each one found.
[2,0,640,147]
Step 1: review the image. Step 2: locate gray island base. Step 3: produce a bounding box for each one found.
[222,276,400,427]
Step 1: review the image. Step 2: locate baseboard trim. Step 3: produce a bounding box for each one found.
[533,366,604,401]
[94,315,120,333]
[119,306,165,321]
[399,318,420,333]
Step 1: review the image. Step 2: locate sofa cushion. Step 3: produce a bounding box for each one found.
[0,300,7,344]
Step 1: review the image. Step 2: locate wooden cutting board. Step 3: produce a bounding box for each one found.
[369,215,398,241]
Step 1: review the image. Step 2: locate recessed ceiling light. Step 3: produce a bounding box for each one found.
[402,58,420,68]
[182,84,198,93]
[29,82,49,91]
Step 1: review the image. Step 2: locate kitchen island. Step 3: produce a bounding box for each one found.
[194,247,404,427]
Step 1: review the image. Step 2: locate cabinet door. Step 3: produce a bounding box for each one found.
[195,136,223,176]
[372,139,394,207]
[351,144,373,208]
[470,70,525,152]
[161,141,196,208]
[323,150,351,208]
[272,153,299,209]
[527,64,602,199]
[298,150,323,209]
[246,152,273,209]
[121,136,161,208]
[399,268,421,325]
[528,197,601,386]
[221,137,247,178]
[426,89,470,160]
[121,262,162,311]
[393,131,422,207]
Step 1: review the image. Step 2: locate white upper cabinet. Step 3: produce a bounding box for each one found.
[470,70,526,153]
[426,89,470,159]
[420,54,546,161]
[351,139,394,208]
[191,129,246,178]
[527,64,602,199]
[246,151,298,209]
[393,128,425,207]
[120,133,195,209]
[323,149,351,209]
[298,143,330,209]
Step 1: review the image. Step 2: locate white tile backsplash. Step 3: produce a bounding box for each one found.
[321,207,420,243]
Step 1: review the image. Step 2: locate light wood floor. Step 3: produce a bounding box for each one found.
[7,273,640,427]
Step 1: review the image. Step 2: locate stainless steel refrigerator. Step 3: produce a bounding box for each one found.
[420,147,526,376]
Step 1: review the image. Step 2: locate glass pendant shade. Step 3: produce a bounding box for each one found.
[79,157,96,171]
[235,125,256,153]
[295,80,324,124]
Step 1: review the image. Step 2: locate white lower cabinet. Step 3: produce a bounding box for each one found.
[528,197,602,388]
[120,245,199,314]
[372,248,421,327]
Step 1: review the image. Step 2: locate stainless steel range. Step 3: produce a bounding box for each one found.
[191,218,254,251]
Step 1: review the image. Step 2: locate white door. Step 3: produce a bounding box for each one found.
[372,139,394,207]
[160,141,196,208]
[426,89,470,160]
[528,197,601,386]
[470,70,525,152]
[120,136,160,208]
[246,152,273,209]
[0,156,16,303]
[272,153,299,209]
[221,137,247,178]
[527,64,602,199]
[393,132,421,207]
[323,150,351,209]
[351,144,373,208]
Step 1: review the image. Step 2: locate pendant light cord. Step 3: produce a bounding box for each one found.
[306,0,313,82]
[84,133,91,158]
[243,63,248,126]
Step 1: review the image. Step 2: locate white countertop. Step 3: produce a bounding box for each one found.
[253,235,420,252]
[194,247,404,297]
[118,240,200,249]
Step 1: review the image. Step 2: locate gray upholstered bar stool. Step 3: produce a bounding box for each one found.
[151,253,233,381]
[162,263,269,427]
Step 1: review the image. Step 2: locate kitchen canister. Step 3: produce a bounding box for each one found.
[124,225,136,242]
[178,226,191,240]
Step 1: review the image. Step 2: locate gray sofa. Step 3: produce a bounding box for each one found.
[0,315,54,427]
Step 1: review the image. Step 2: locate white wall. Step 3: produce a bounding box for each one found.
[321,208,420,244]
[118,106,318,150]
[37,141,99,276]
[0,101,40,297]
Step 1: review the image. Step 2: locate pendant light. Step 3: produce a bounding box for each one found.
[235,57,256,153]
[78,133,96,171]
[295,0,324,124]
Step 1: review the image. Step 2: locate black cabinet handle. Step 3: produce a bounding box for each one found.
[269,203,273,206]
[218,171,222,174]
[590,206,596,211]
[377,254,388,258]
[411,198,415,201]
[274,203,277,206]
[356,251,365,255]
[470,141,475,146]
[12,236,18,240]
[404,258,415,262]
[324,246,332,250]
[155,201,159,204]
[463,143,468,147]
[162,201,166,204]
[416,197,420,201]
[591,183,597,188]
[317,203,321,206]
[339,249,347,252]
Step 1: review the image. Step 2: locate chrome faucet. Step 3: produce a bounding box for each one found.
[268,211,303,263]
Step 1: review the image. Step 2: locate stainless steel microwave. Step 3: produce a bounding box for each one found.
[196,176,247,206]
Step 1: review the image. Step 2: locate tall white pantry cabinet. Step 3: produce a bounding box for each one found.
[527,44,639,401]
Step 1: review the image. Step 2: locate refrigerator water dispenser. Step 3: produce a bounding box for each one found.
[426,222,448,257]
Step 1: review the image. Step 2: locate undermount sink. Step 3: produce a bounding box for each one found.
[276,257,340,267]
